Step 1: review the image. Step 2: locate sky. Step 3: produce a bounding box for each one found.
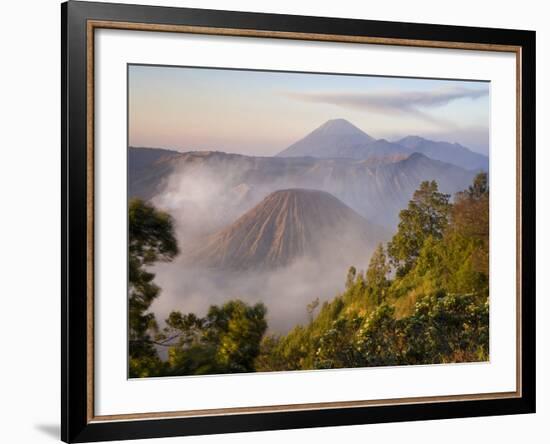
[128,64,490,156]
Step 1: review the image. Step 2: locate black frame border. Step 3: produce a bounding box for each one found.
[62,1,536,442]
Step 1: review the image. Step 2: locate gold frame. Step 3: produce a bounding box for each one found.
[86,20,523,423]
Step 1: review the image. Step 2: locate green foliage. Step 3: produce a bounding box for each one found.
[128,198,178,378]
[354,304,404,366]
[402,291,489,364]
[164,300,268,376]
[451,172,489,275]
[129,198,179,264]
[129,175,490,377]
[314,317,363,369]
[257,176,489,373]
[467,171,489,199]
[345,266,357,289]
[255,335,287,372]
[365,243,391,305]
[306,297,320,323]
[387,180,450,276]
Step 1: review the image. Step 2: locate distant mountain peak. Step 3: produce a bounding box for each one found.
[276,119,379,159]
[315,118,367,135]
[398,135,427,146]
[406,151,429,161]
[402,135,426,140]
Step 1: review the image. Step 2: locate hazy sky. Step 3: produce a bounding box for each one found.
[128,64,490,156]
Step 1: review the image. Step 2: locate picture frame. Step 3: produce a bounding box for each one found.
[61,1,536,442]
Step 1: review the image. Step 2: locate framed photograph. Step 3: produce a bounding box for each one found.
[61,1,535,442]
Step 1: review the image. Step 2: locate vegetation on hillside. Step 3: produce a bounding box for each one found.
[128,173,489,377]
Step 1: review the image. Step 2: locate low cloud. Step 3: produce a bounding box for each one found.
[148,160,379,334]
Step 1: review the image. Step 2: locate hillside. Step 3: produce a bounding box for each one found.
[128,147,180,200]
[254,174,490,372]
[133,173,491,376]
[129,149,476,227]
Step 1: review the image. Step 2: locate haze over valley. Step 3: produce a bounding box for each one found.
[129,118,488,332]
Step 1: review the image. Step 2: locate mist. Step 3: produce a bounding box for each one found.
[151,254,359,333]
[150,154,259,241]
[148,160,380,334]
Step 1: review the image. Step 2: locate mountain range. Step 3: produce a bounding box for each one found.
[129,118,485,269]
[129,148,477,228]
[276,119,488,171]
[396,135,488,171]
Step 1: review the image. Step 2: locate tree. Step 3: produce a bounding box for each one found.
[254,335,287,372]
[451,172,489,275]
[306,297,320,323]
[166,300,268,375]
[211,301,268,373]
[128,198,178,377]
[252,177,489,373]
[345,266,357,289]
[365,244,391,304]
[387,180,450,276]
[467,171,488,199]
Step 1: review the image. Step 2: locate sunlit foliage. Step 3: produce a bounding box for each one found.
[129,174,490,376]
[257,174,489,372]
